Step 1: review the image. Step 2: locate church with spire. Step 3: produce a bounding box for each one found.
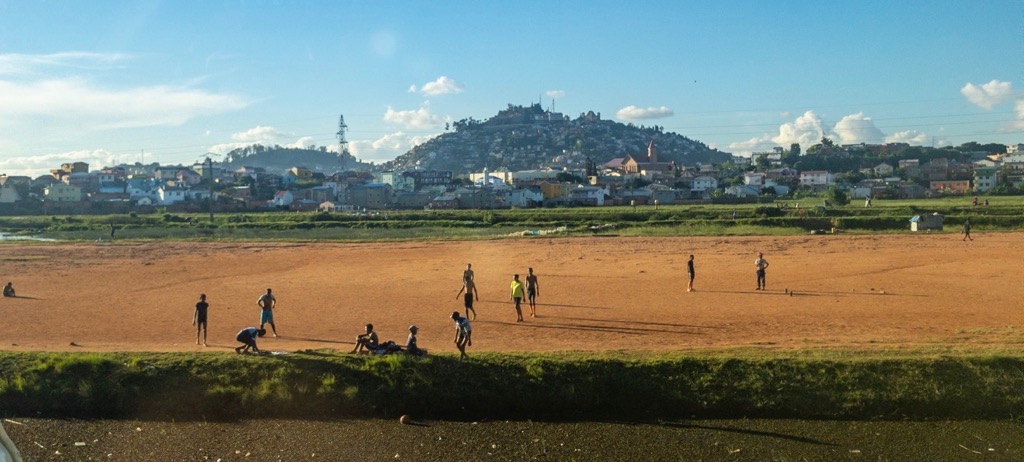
[621,140,675,177]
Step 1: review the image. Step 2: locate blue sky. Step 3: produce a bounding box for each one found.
[0,0,1021,177]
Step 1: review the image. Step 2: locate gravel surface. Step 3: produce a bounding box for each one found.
[3,417,1021,461]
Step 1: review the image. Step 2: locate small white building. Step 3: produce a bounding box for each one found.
[158,186,186,205]
[799,170,834,187]
[691,175,719,191]
[270,190,294,207]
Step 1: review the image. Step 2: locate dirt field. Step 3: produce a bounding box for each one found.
[0,233,1020,354]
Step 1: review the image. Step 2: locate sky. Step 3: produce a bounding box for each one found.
[0,0,1021,177]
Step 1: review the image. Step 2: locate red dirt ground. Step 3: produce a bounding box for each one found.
[0,233,1020,354]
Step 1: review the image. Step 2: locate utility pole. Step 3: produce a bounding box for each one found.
[206,157,214,222]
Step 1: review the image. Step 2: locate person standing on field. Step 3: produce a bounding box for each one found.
[462,263,478,300]
[962,218,973,241]
[754,252,769,291]
[456,279,478,320]
[525,267,540,317]
[257,288,279,337]
[686,255,695,292]
[192,293,209,346]
[451,311,471,360]
[510,274,525,322]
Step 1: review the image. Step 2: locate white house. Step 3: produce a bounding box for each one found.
[973,167,999,193]
[799,171,834,187]
[0,178,20,203]
[873,163,894,176]
[508,186,544,208]
[158,186,186,205]
[691,175,719,191]
[270,190,294,207]
[725,184,761,198]
[743,172,765,187]
[570,185,606,206]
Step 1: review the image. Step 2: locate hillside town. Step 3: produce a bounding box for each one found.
[0,140,1023,214]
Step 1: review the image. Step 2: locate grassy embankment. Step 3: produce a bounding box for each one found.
[0,350,1020,422]
[1,196,1023,241]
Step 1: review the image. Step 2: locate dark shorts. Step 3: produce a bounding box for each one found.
[527,287,536,297]
[464,293,474,308]
[260,309,274,324]
[195,315,207,325]
[235,333,256,347]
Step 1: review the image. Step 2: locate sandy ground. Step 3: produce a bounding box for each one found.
[0,233,1020,354]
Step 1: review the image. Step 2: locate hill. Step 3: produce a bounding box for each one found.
[220,144,363,174]
[384,103,732,173]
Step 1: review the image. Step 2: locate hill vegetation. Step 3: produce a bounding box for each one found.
[385,103,732,173]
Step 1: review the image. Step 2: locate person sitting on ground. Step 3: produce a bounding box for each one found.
[2,282,14,297]
[352,323,380,354]
[404,325,427,356]
[235,327,266,354]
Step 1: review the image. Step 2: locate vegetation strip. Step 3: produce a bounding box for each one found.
[0,351,1020,421]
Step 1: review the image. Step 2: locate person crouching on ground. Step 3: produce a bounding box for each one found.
[352,323,380,354]
[2,282,14,297]
[235,327,266,354]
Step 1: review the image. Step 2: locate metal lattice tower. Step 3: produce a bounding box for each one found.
[336,115,349,154]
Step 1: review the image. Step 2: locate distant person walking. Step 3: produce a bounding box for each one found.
[192,293,209,346]
[962,218,973,241]
[754,252,770,291]
[451,311,472,360]
[510,274,525,322]
[525,267,540,317]
[257,288,279,337]
[234,327,266,354]
[462,264,478,300]
[686,255,695,292]
[456,282,477,320]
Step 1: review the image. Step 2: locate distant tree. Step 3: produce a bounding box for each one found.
[823,186,850,206]
[781,143,801,166]
[755,154,770,171]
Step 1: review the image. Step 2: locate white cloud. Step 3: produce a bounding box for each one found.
[961,80,1013,109]
[0,78,249,129]
[231,126,285,143]
[349,131,438,162]
[832,112,885,145]
[730,110,901,156]
[383,106,446,129]
[286,136,315,149]
[1012,98,1024,131]
[726,136,777,155]
[207,126,291,154]
[546,90,565,99]
[0,52,131,76]
[411,76,464,96]
[771,111,827,148]
[885,130,930,145]
[615,105,674,120]
[0,149,118,177]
